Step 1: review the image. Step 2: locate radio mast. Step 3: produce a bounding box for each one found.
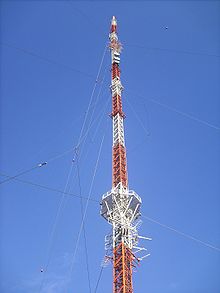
[100,16,150,293]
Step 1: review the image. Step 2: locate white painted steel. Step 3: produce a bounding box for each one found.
[113,114,125,146]
[110,78,123,97]
[101,184,142,249]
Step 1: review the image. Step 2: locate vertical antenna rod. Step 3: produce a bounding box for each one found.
[100,16,150,293]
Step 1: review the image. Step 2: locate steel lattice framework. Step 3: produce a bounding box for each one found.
[100,17,151,293]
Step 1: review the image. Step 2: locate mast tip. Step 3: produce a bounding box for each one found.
[111,16,117,26]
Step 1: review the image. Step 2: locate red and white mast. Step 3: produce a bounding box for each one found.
[101,17,151,293]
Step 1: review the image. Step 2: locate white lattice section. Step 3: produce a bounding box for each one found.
[113,113,125,146]
[111,50,121,64]
[109,31,118,42]
[111,78,123,97]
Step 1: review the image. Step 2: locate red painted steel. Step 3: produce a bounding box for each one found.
[112,143,128,188]
[111,94,125,118]
[112,63,120,79]
[113,243,134,293]
[111,24,117,33]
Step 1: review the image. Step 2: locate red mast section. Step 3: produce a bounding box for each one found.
[101,16,151,293]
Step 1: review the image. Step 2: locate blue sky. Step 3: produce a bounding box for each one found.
[0,1,220,293]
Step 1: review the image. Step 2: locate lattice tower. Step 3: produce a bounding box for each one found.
[100,16,151,293]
